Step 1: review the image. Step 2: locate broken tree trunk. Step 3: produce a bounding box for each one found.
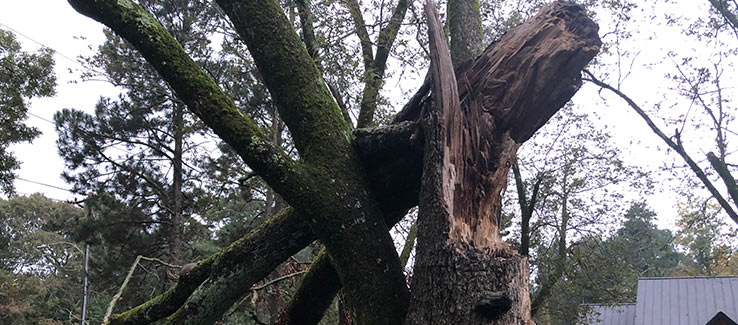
[406,1,600,324]
[88,0,599,322]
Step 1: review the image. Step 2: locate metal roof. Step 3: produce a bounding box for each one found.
[634,276,738,325]
[583,277,738,325]
[583,304,636,325]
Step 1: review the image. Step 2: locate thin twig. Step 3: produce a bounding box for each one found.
[250,271,307,291]
[102,255,182,324]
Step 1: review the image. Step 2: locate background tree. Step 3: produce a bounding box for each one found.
[506,104,649,318]
[582,0,738,227]
[534,202,680,325]
[0,194,85,324]
[674,195,738,276]
[0,29,56,195]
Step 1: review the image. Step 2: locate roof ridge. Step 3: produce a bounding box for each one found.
[582,303,637,306]
[639,275,738,280]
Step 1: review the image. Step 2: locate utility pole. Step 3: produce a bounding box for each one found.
[81,244,90,325]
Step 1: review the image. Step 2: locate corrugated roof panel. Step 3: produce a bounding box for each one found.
[634,277,738,325]
[584,304,636,325]
[705,278,717,321]
[662,278,671,324]
[716,278,728,313]
[724,278,738,321]
[677,277,689,325]
[635,278,646,324]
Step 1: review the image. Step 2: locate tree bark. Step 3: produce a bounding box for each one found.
[406,1,600,324]
[167,101,184,285]
[448,0,483,66]
[512,160,543,257]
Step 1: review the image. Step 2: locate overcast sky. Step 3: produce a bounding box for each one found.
[1,1,119,201]
[1,1,732,231]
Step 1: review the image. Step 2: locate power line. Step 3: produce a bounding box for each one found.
[27,111,56,125]
[16,177,74,193]
[0,21,92,71]
[14,190,71,203]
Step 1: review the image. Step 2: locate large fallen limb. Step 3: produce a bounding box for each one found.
[108,208,306,325]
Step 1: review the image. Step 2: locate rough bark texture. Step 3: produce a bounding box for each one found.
[107,208,306,325]
[273,250,338,325]
[215,2,410,323]
[406,1,600,324]
[448,0,483,65]
[274,209,408,325]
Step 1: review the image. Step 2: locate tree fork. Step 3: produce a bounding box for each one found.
[274,210,408,325]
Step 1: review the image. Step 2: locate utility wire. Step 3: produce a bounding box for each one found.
[27,111,56,125]
[15,190,70,203]
[0,21,90,70]
[16,177,74,193]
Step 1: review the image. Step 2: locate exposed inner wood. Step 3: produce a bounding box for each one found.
[438,1,601,250]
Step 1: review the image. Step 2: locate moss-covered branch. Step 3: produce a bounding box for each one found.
[107,256,215,325]
[342,0,374,69]
[66,0,311,207]
[356,0,409,128]
[215,0,352,161]
[294,0,319,59]
[275,210,409,325]
[105,121,423,325]
[274,250,339,325]
[214,2,411,323]
[163,208,313,324]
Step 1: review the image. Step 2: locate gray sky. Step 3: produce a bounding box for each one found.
[1,0,118,201]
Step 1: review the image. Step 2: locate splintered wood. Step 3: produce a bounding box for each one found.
[427,1,601,251]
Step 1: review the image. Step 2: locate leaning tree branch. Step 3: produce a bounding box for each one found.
[274,210,408,325]
[294,0,319,59]
[215,0,355,159]
[708,0,738,38]
[583,70,738,226]
[356,0,410,128]
[66,0,312,208]
[707,152,738,210]
[215,5,412,320]
[106,119,424,325]
[103,255,182,324]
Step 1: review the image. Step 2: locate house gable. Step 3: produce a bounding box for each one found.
[706,311,738,325]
